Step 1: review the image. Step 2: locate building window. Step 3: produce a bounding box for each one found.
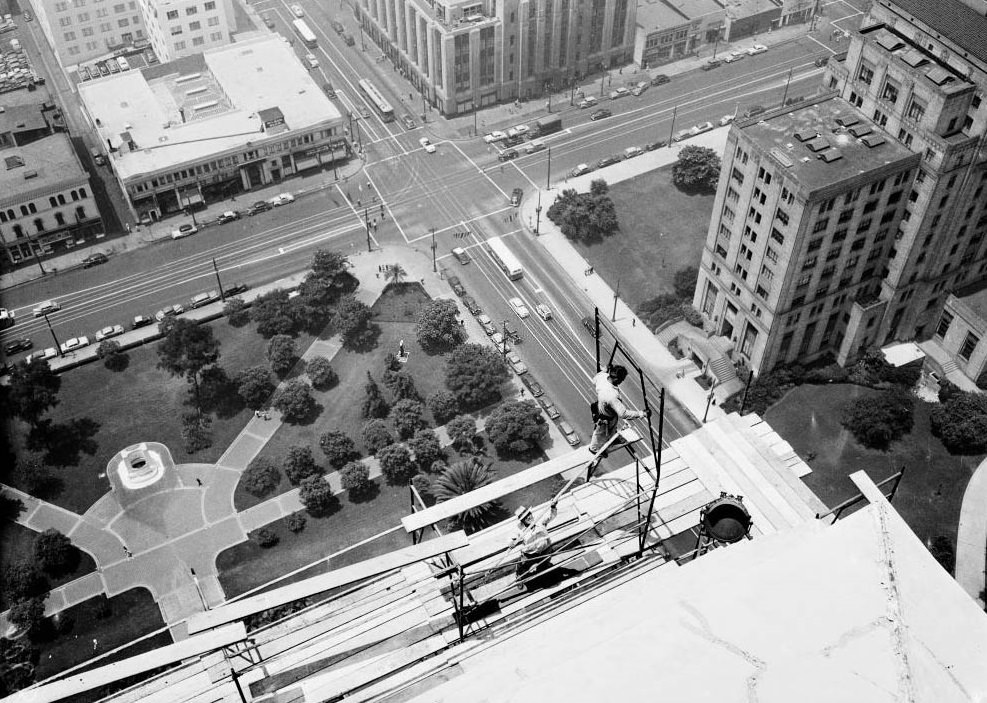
[776,209,789,226]
[189,20,200,29]
[935,311,952,338]
[906,99,925,122]
[166,9,178,18]
[881,80,899,104]
[186,5,197,13]
[813,219,829,233]
[192,35,204,45]
[959,332,980,361]
[858,64,874,85]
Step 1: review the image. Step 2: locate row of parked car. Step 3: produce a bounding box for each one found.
[170,192,295,239]
[78,51,156,82]
[702,43,768,71]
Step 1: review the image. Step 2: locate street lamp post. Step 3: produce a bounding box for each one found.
[780,67,794,107]
[667,105,677,148]
[546,147,552,189]
[28,239,47,276]
[365,208,372,252]
[611,277,620,322]
[212,258,226,301]
[43,313,63,357]
[501,321,509,360]
[421,92,427,123]
[430,227,436,272]
[534,190,542,235]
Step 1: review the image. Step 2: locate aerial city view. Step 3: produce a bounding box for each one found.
[2,0,987,697]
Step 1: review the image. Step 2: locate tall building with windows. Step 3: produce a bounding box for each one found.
[29,0,149,67]
[355,0,636,115]
[138,0,237,63]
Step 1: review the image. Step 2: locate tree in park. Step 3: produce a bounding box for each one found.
[181,411,213,453]
[7,358,61,427]
[408,429,443,472]
[224,296,250,327]
[673,266,700,301]
[242,456,281,498]
[272,379,318,423]
[267,334,299,377]
[12,455,61,499]
[411,473,434,505]
[390,399,427,440]
[306,356,338,390]
[339,461,374,500]
[197,366,239,415]
[930,390,987,454]
[362,371,390,419]
[416,299,465,351]
[34,529,79,577]
[319,430,360,468]
[545,180,619,244]
[251,289,297,338]
[310,249,354,291]
[383,370,420,402]
[157,317,221,414]
[298,475,339,517]
[97,340,129,371]
[7,597,47,635]
[485,400,548,454]
[283,445,323,485]
[840,390,914,451]
[446,414,478,453]
[445,343,510,408]
[637,293,703,331]
[4,562,49,602]
[235,366,276,410]
[377,443,416,485]
[672,145,722,190]
[427,390,460,425]
[0,489,25,522]
[361,419,394,454]
[433,458,501,533]
[333,295,376,349]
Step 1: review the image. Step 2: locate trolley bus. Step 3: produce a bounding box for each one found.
[485,237,524,281]
[292,19,317,48]
[358,79,395,122]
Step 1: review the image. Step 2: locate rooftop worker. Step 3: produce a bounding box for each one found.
[510,502,558,587]
[587,364,648,471]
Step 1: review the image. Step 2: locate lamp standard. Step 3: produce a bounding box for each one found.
[43,313,63,357]
[430,227,437,272]
[534,190,542,235]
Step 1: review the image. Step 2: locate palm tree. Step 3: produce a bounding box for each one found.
[433,457,501,534]
[385,263,407,286]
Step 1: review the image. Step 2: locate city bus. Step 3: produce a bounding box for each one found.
[358,78,395,122]
[485,237,523,281]
[292,19,317,48]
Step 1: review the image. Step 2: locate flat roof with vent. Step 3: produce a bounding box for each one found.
[860,22,970,96]
[737,94,919,195]
[0,132,89,207]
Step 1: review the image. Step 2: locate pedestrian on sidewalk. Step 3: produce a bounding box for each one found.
[196,478,203,486]
[92,639,98,653]
[123,546,132,558]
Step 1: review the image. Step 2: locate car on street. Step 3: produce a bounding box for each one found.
[248,200,272,215]
[498,149,519,162]
[590,108,612,121]
[171,223,198,239]
[521,374,544,397]
[60,336,90,353]
[322,82,337,98]
[702,59,722,71]
[447,275,466,296]
[506,352,527,375]
[644,140,667,151]
[511,188,523,206]
[189,290,220,308]
[568,163,591,177]
[217,210,239,224]
[358,106,371,119]
[263,14,275,28]
[402,114,416,129]
[535,303,552,320]
[33,300,60,317]
[477,313,496,335]
[609,87,629,100]
[719,114,736,126]
[512,124,530,136]
[597,154,621,168]
[0,308,14,331]
[24,11,33,20]
[304,52,319,69]
[491,332,510,354]
[673,128,693,142]
[651,74,670,86]
[630,81,649,96]
[814,56,830,67]
[483,131,507,143]
[452,246,471,264]
[581,315,598,337]
[95,325,125,342]
[132,314,154,329]
[524,139,546,154]
[558,420,581,446]
[419,136,436,153]
[503,320,520,341]
[27,348,58,364]
[291,4,304,16]
[81,252,108,267]
[462,295,481,315]
[269,192,295,206]
[723,50,746,63]
[578,96,598,109]
[691,121,714,136]
[331,19,344,33]
[225,282,248,297]
[747,43,768,55]
[4,338,32,354]
[154,304,184,321]
[623,146,643,159]
[538,396,560,420]
[509,296,530,319]
[744,105,766,118]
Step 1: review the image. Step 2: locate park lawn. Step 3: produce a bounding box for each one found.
[0,521,97,611]
[3,318,310,515]
[572,164,716,310]
[764,383,980,554]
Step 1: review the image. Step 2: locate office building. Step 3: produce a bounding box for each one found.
[138,0,237,63]
[355,0,636,115]
[28,0,148,67]
[634,0,725,69]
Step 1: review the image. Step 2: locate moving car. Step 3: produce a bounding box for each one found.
[171,223,198,240]
[590,108,612,121]
[33,300,61,317]
[462,295,481,315]
[498,149,519,162]
[402,114,416,129]
[568,163,591,177]
[723,50,746,63]
[651,74,670,86]
[521,374,544,397]
[558,420,581,446]
[24,11,32,20]
[269,192,295,206]
[509,296,530,319]
[248,200,273,215]
[483,131,507,144]
[511,188,523,206]
[506,352,527,375]
[452,247,470,265]
[609,87,629,100]
[154,304,184,321]
[535,303,552,320]
[419,136,436,153]
[60,336,90,353]
[477,313,496,336]
[189,290,220,308]
[538,397,561,420]
[581,315,598,337]
[597,154,621,168]
[524,140,546,154]
[578,96,598,109]
[747,43,768,55]
[0,308,13,331]
[3,338,32,354]
[132,314,154,329]
[814,56,830,67]
[447,276,466,296]
[217,210,239,224]
[82,252,108,267]
[305,52,319,69]
[701,59,721,71]
[291,4,304,16]
[95,325,124,341]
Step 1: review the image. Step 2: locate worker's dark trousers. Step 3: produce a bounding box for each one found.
[516,546,552,588]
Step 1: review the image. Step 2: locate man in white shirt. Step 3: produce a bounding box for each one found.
[511,502,558,586]
[588,364,647,470]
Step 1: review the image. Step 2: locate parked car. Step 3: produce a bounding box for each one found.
[27,348,58,364]
[509,296,530,319]
[132,314,154,329]
[322,82,337,99]
[82,252,108,267]
[535,303,552,321]
[331,19,344,33]
[97,62,110,76]
[402,114,416,129]
[597,154,621,168]
[623,146,643,159]
[503,133,525,147]
[651,74,670,86]
[171,223,198,240]
[452,247,470,265]
[447,275,466,297]
[263,14,275,28]
[491,332,510,354]
[744,105,766,118]
[701,59,722,71]
[291,4,304,17]
[691,121,714,135]
[483,131,507,144]
[512,124,530,136]
[578,96,598,109]
[814,56,830,68]
[462,295,481,315]
[3,338,32,354]
[503,320,520,343]
[419,136,436,153]
[154,304,184,321]
[248,200,273,215]
[304,52,319,69]
[673,128,693,142]
[747,43,768,55]
[521,374,544,397]
[524,140,546,154]
[558,420,581,446]
[498,149,519,162]
[590,108,612,121]
[644,140,667,151]
[189,290,220,309]
[719,114,736,126]
[33,300,61,317]
[538,396,561,420]
[581,315,598,337]
[609,87,630,100]
[477,313,496,335]
[723,50,746,63]
[60,336,90,353]
[630,82,648,96]
[217,210,239,224]
[507,352,528,375]
[269,192,295,206]
[225,282,249,296]
[511,188,523,206]
[95,325,124,342]
[568,163,591,177]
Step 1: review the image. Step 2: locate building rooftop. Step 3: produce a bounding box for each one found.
[78,35,341,181]
[859,23,973,97]
[0,133,86,207]
[879,0,987,64]
[739,94,920,197]
[0,103,48,135]
[953,278,987,323]
[637,0,725,30]
[723,0,782,20]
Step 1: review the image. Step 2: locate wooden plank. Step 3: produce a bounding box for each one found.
[187,532,468,635]
[4,623,247,703]
[402,429,642,533]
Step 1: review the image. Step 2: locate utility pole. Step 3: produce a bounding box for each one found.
[430,227,436,272]
[534,189,542,235]
[29,239,46,276]
[703,387,716,422]
[472,103,478,137]
[599,68,606,97]
[212,258,226,301]
[611,277,620,322]
[365,208,372,252]
[780,67,794,107]
[546,147,551,189]
[421,92,427,123]
[43,313,63,357]
[667,105,677,147]
[501,321,509,359]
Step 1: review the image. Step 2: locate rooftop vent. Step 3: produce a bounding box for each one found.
[848,124,873,137]
[925,66,954,85]
[861,134,886,148]
[794,129,818,142]
[875,30,905,52]
[23,170,38,179]
[4,155,24,170]
[835,115,859,127]
[819,150,843,163]
[806,137,830,152]
[901,49,928,67]
[770,148,794,167]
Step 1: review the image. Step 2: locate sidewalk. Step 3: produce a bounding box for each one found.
[956,456,987,610]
